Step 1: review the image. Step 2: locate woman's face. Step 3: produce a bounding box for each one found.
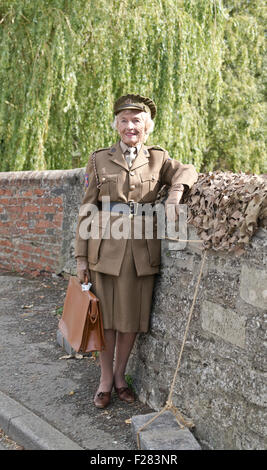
[116,110,147,146]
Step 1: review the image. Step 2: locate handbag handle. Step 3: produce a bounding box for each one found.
[84,274,99,324]
[89,300,99,324]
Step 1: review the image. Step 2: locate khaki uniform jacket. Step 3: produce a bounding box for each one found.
[75,141,198,276]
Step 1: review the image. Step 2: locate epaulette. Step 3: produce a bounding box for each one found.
[94,147,110,153]
[147,145,165,152]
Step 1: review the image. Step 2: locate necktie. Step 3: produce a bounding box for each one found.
[125,147,136,168]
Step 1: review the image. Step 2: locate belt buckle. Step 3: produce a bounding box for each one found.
[129,202,138,216]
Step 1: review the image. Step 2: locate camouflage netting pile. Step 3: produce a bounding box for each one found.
[185,172,267,253]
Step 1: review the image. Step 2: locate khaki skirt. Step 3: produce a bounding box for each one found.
[90,239,155,333]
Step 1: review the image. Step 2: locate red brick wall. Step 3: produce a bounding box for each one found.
[0,169,84,276]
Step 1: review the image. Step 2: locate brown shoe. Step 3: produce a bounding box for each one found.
[114,386,135,404]
[94,391,111,409]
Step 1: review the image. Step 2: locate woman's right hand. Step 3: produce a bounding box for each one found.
[76,257,90,284]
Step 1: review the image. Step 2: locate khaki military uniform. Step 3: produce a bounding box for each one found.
[75,141,198,332]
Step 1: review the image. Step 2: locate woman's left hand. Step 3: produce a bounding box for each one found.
[76,257,90,284]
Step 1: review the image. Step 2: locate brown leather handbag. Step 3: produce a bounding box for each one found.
[58,276,105,353]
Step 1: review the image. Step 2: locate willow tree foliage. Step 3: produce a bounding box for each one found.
[0,0,265,173]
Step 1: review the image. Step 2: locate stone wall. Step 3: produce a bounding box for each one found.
[128,227,267,450]
[0,168,266,449]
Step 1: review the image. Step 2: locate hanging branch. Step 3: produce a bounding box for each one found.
[0,0,265,172]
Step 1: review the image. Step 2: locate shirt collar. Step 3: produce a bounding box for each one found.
[120,141,141,154]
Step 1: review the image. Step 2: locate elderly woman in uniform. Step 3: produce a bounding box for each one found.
[75,94,198,408]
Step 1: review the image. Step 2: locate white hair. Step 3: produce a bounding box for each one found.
[111,111,154,142]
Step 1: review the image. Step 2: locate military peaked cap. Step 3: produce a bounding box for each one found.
[114,94,157,119]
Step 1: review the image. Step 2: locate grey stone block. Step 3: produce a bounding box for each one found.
[0,391,26,430]
[0,391,82,450]
[131,411,201,450]
[240,264,267,309]
[8,413,81,450]
[56,329,92,357]
[201,300,246,348]
[56,329,76,356]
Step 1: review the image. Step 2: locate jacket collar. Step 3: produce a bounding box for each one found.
[107,141,150,171]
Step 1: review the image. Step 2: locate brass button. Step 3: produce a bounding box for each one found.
[102,177,106,181]
[130,171,135,176]
[129,185,135,190]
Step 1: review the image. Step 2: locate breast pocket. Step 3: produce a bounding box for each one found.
[140,174,161,201]
[98,174,118,201]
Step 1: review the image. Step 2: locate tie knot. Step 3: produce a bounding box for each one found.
[125,147,136,168]
[127,147,136,155]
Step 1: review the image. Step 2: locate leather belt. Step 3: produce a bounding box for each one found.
[106,202,154,216]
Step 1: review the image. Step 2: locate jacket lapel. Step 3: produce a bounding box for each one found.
[107,142,128,171]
